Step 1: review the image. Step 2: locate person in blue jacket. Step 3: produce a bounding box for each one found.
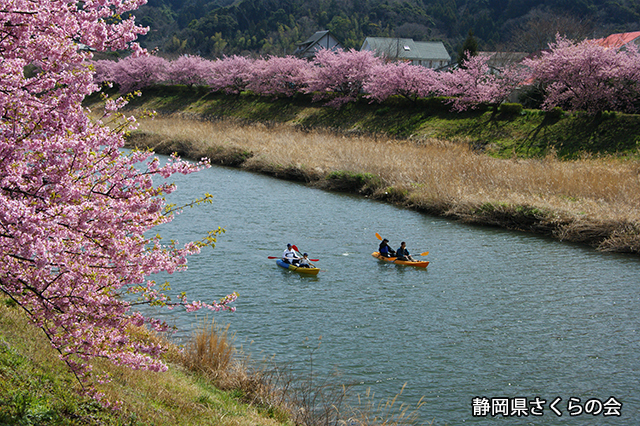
[379,238,396,257]
[396,241,414,261]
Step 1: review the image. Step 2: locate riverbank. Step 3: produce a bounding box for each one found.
[117,85,640,160]
[1,298,423,425]
[0,300,289,425]
[86,87,640,254]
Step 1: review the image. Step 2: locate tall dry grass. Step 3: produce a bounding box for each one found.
[130,114,640,252]
[347,385,430,426]
[181,318,236,378]
[177,319,426,426]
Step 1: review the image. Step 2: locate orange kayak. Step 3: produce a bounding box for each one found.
[372,252,429,268]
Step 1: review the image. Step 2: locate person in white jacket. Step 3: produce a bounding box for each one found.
[298,253,312,268]
[282,243,300,265]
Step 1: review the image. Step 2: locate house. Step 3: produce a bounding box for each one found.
[294,30,343,59]
[591,31,640,50]
[360,37,451,69]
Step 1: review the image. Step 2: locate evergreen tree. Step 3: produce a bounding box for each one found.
[140,0,638,57]
[458,29,479,67]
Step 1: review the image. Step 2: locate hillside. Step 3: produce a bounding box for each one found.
[133,0,640,58]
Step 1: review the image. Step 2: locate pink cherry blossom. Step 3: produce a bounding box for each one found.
[246,55,311,97]
[206,55,255,94]
[166,54,214,86]
[523,35,640,114]
[439,53,524,111]
[364,61,442,103]
[304,48,384,107]
[110,54,170,93]
[0,0,236,402]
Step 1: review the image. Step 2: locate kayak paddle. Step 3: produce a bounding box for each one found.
[291,244,320,264]
[268,255,319,261]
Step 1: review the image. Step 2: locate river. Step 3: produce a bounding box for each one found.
[143,158,639,425]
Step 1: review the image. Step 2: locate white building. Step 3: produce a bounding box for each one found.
[360,37,451,69]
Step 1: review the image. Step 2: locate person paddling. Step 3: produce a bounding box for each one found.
[379,238,396,258]
[298,253,313,268]
[282,243,300,265]
[396,241,415,262]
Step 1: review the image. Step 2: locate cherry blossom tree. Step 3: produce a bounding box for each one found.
[93,38,640,114]
[110,54,170,93]
[364,61,442,103]
[439,53,525,111]
[206,55,255,94]
[246,55,311,98]
[522,35,640,114]
[92,59,119,87]
[0,0,236,402]
[304,48,383,107]
[166,54,214,86]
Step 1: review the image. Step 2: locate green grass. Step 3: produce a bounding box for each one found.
[85,85,640,160]
[0,300,111,425]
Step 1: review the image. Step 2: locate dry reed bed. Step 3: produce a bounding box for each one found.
[130,114,640,253]
[174,317,427,426]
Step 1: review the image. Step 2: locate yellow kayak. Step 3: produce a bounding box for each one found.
[276,259,320,275]
[372,252,429,268]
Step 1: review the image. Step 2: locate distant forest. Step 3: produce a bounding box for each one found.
[132,0,640,59]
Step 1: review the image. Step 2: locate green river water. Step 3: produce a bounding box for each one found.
[144,159,639,425]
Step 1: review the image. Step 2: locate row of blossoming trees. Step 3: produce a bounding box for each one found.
[93,36,640,115]
[1,0,236,404]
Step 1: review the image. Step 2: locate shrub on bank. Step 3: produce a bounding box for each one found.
[325,171,384,195]
[498,102,524,117]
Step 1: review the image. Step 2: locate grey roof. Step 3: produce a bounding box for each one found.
[294,30,342,57]
[361,37,450,62]
[298,30,330,46]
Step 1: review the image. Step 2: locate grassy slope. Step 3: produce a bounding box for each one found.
[0,300,288,426]
[114,85,640,160]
